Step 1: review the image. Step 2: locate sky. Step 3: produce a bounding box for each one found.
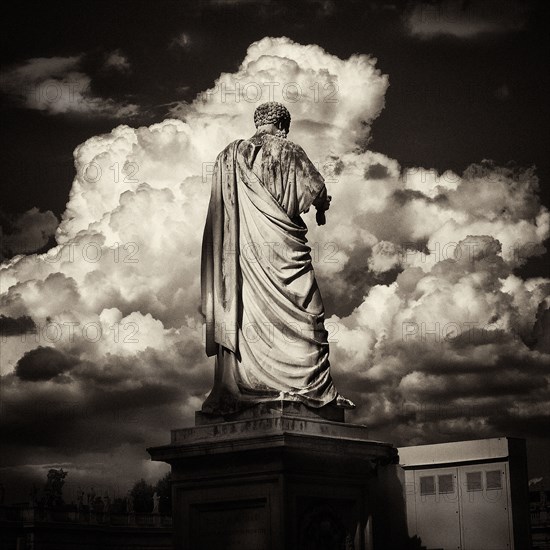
[0,0,549,503]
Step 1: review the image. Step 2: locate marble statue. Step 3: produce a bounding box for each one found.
[152,491,160,514]
[126,490,134,514]
[201,102,354,415]
[76,487,84,510]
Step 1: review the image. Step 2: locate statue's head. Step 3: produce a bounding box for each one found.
[253,102,291,136]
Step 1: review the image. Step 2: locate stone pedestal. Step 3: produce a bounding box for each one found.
[148,402,406,550]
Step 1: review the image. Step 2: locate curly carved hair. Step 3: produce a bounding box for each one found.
[253,102,291,129]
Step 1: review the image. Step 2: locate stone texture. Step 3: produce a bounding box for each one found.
[148,402,407,549]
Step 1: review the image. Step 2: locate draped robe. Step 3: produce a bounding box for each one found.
[201,132,337,414]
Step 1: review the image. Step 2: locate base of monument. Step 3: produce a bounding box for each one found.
[196,399,345,424]
[148,402,407,550]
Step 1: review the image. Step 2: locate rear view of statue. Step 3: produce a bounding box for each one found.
[201,102,353,415]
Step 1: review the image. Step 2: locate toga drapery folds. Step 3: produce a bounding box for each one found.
[201,132,338,414]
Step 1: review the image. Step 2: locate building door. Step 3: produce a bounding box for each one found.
[414,467,461,549]
[458,463,512,549]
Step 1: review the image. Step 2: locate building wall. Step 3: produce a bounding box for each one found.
[399,438,530,550]
[507,439,531,548]
[404,461,512,549]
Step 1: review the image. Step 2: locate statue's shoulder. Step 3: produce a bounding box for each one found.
[262,135,305,155]
[224,139,243,153]
[280,137,302,151]
[216,139,243,163]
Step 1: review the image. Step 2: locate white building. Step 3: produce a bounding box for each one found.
[398,437,530,550]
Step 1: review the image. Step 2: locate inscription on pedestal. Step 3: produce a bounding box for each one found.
[191,499,268,550]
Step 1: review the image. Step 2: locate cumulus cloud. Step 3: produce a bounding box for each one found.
[0,55,139,117]
[404,0,529,38]
[170,36,388,155]
[368,241,402,274]
[0,36,548,498]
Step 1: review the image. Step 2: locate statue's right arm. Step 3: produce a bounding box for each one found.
[291,142,330,223]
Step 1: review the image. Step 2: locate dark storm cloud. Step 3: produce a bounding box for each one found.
[0,315,36,337]
[1,345,208,471]
[15,346,78,381]
[365,162,390,180]
[0,208,58,260]
[404,0,530,38]
[533,305,550,353]
[0,55,139,117]
[490,411,550,440]
[391,188,448,206]
[102,50,131,73]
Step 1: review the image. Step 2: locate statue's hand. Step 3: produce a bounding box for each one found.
[316,209,326,226]
[315,195,331,225]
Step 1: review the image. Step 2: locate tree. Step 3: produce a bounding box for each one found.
[154,472,172,515]
[111,497,127,514]
[130,478,154,513]
[43,468,67,508]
